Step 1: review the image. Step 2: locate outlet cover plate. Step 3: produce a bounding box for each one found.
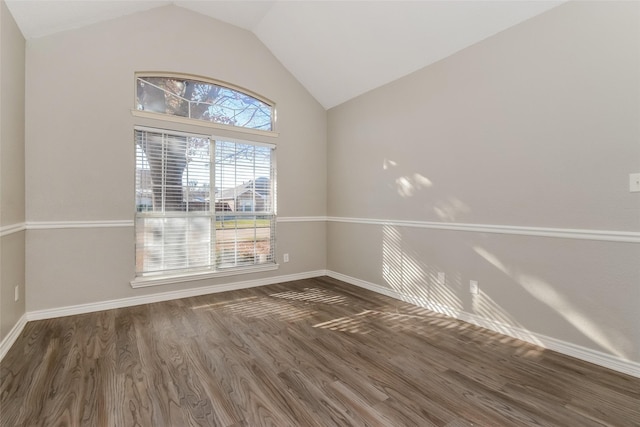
[630,173,640,192]
[470,280,479,295]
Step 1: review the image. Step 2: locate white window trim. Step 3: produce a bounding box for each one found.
[133,127,279,286]
[130,263,279,288]
[132,73,279,288]
[132,110,279,138]
[133,71,278,137]
[134,126,280,288]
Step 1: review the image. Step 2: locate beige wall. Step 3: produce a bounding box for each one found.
[0,0,26,342]
[25,6,327,311]
[327,2,640,362]
[11,0,640,368]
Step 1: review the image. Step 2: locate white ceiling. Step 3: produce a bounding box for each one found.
[5,0,564,109]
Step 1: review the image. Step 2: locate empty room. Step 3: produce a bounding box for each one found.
[1,0,639,425]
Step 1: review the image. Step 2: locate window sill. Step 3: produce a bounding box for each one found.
[130,263,279,288]
[131,110,279,138]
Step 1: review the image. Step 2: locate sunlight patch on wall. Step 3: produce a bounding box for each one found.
[471,291,544,356]
[413,173,433,188]
[471,290,520,331]
[433,197,470,221]
[383,225,427,303]
[382,157,433,198]
[473,246,631,359]
[517,274,631,360]
[394,173,433,198]
[382,225,462,316]
[382,158,397,170]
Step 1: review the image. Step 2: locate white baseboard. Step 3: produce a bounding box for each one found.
[0,314,27,361]
[26,270,326,321]
[326,270,640,379]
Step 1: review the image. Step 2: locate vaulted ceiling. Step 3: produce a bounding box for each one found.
[5,0,563,109]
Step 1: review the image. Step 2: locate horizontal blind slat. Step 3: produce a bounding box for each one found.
[135,128,275,276]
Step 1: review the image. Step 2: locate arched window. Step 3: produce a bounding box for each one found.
[136,73,274,131]
[132,73,277,287]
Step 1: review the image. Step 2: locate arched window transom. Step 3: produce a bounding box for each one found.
[136,74,274,131]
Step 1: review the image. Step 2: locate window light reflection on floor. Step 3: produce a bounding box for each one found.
[193,296,315,322]
[270,288,349,305]
[313,309,434,335]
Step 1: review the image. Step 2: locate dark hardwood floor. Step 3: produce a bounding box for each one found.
[1,276,639,426]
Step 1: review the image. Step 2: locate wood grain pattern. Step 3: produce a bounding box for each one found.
[1,276,639,426]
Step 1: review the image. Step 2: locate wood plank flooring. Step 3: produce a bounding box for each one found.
[1,276,639,426]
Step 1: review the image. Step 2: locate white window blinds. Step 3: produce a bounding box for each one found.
[135,128,275,277]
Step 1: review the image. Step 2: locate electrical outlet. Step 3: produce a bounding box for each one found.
[630,173,640,192]
[283,253,289,263]
[14,285,19,302]
[437,272,445,285]
[470,280,479,295]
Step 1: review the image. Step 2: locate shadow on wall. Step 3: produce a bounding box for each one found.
[382,224,542,350]
[384,157,469,222]
[382,160,544,348]
[379,221,633,361]
[473,246,632,360]
[379,161,632,361]
[383,224,461,316]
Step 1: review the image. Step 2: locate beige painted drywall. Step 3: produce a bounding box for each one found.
[16,0,640,367]
[1,0,25,227]
[329,1,639,231]
[25,5,327,311]
[0,0,26,342]
[327,1,640,362]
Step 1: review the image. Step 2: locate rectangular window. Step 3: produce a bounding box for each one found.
[135,128,275,280]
